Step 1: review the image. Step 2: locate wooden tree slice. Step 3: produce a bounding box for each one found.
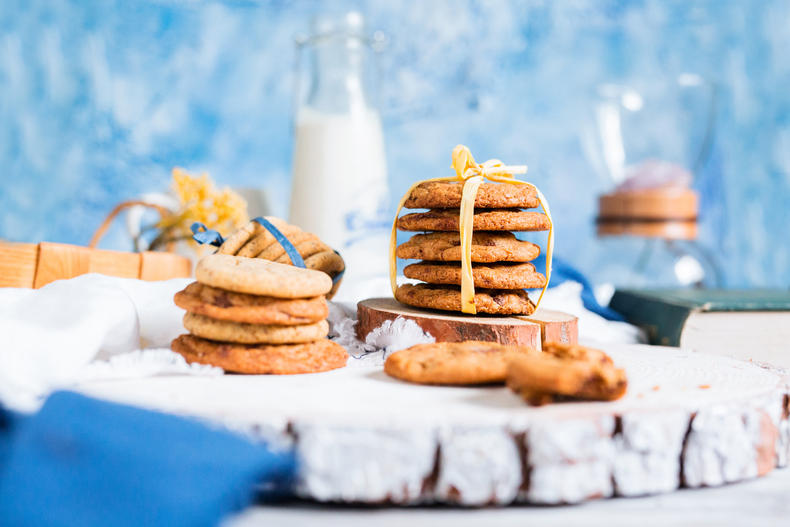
[598,189,698,220]
[75,344,790,506]
[514,309,578,346]
[356,297,577,349]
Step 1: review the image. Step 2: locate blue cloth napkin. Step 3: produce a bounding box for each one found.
[0,391,296,527]
[534,255,625,321]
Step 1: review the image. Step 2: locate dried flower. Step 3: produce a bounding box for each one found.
[148,168,248,251]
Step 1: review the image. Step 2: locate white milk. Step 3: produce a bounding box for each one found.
[289,107,390,300]
[289,107,388,249]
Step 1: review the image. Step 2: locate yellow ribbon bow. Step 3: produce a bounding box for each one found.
[390,145,554,314]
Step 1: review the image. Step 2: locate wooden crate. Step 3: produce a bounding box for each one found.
[0,241,192,288]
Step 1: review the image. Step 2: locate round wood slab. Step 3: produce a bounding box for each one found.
[75,344,790,506]
[356,297,578,349]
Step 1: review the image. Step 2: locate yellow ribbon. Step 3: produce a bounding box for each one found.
[390,145,554,314]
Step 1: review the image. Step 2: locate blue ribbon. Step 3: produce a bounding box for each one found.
[330,250,345,285]
[190,223,225,247]
[251,217,306,268]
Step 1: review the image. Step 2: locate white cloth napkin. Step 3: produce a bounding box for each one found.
[0,272,643,412]
[0,274,219,412]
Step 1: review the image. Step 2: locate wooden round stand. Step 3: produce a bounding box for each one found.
[356,297,578,349]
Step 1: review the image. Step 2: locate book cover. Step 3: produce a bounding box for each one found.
[609,289,790,347]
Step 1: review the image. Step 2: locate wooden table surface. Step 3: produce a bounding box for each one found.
[229,467,790,527]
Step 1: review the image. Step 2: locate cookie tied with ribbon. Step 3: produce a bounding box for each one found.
[192,216,345,300]
[390,145,554,315]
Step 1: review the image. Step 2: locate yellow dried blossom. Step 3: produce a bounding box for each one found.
[157,167,248,247]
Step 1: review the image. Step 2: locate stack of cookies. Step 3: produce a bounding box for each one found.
[395,181,550,315]
[216,217,345,299]
[171,254,347,374]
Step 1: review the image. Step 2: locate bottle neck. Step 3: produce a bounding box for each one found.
[305,36,370,114]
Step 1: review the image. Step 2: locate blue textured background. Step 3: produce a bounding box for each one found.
[1,0,788,287]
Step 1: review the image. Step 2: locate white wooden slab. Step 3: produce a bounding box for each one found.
[74,344,790,506]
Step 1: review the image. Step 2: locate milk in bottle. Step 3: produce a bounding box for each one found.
[290,13,390,299]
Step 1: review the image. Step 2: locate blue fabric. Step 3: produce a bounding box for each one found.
[535,255,625,321]
[330,250,345,285]
[0,391,296,527]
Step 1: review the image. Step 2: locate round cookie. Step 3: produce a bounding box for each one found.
[384,341,539,385]
[304,250,345,275]
[404,181,539,209]
[396,232,540,263]
[397,209,551,232]
[303,250,345,299]
[507,343,628,406]
[195,254,332,298]
[172,334,348,374]
[183,313,329,344]
[541,341,614,364]
[236,223,303,258]
[403,262,547,289]
[218,217,290,256]
[174,282,328,325]
[269,236,330,263]
[394,283,536,315]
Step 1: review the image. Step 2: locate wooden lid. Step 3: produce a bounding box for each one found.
[598,188,698,221]
[596,219,698,240]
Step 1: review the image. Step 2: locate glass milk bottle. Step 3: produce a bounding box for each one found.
[290,12,390,292]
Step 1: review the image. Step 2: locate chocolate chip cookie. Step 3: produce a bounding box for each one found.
[172,334,348,374]
[395,283,536,315]
[404,181,539,209]
[384,341,539,385]
[397,209,551,232]
[506,342,628,405]
[403,261,547,289]
[396,232,540,263]
[183,313,329,344]
[217,217,343,299]
[196,254,332,298]
[174,282,328,325]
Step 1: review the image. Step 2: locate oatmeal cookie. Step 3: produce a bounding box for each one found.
[172,334,347,374]
[384,340,538,385]
[395,283,536,315]
[397,209,551,232]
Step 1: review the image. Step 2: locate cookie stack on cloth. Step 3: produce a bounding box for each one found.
[171,254,347,374]
[216,217,345,299]
[394,180,550,315]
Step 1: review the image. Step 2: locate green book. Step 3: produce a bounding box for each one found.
[610,289,790,366]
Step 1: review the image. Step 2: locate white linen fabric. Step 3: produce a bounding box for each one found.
[0,274,219,411]
[0,273,642,412]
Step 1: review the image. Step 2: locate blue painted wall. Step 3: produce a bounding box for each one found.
[1,0,788,286]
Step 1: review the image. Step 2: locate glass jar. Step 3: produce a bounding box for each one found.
[583,73,723,289]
